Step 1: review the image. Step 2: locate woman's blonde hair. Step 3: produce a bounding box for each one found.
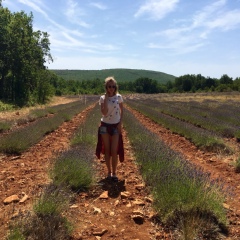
[104,76,119,94]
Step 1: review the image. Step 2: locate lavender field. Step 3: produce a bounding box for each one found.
[124,92,240,153]
[2,93,240,240]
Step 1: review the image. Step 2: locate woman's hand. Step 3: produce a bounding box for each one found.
[101,93,109,116]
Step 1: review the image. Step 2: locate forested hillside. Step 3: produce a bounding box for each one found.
[51,69,176,84]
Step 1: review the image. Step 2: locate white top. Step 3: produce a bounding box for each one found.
[99,94,123,124]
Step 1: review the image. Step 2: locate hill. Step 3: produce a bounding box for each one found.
[51,68,176,84]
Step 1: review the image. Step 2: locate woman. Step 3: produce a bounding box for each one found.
[99,76,123,182]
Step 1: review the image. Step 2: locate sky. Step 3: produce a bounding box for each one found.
[3,0,240,79]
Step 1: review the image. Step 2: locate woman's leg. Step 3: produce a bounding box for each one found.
[101,133,111,175]
[111,134,119,176]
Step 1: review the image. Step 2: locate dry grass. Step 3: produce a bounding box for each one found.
[0,96,79,121]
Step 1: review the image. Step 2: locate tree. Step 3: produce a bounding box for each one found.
[205,77,216,90]
[0,7,11,100]
[134,77,158,93]
[233,77,240,91]
[165,80,174,92]
[219,74,233,85]
[0,5,53,106]
[174,75,194,92]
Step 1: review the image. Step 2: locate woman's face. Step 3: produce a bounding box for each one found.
[106,81,116,95]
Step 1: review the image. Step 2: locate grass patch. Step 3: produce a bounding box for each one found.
[0,101,16,111]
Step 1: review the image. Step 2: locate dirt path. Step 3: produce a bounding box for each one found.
[66,128,168,240]
[0,98,239,239]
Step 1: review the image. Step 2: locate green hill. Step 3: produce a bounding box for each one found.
[51,68,176,84]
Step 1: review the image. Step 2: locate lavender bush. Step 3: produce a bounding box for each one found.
[0,120,12,132]
[51,147,94,191]
[7,184,73,240]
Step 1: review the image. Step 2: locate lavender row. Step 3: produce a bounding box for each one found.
[125,99,229,153]
[123,107,227,237]
[0,97,97,154]
[125,96,239,139]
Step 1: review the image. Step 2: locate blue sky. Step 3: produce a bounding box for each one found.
[3,0,240,79]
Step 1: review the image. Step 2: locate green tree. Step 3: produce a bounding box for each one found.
[232,77,240,91]
[219,74,233,85]
[35,70,55,103]
[165,80,174,92]
[134,77,158,93]
[174,75,194,92]
[205,77,216,90]
[0,5,53,106]
[0,7,12,100]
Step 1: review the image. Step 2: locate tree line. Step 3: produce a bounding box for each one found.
[1,2,240,108]
[51,74,240,96]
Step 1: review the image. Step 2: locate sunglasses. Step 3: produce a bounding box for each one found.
[107,85,116,89]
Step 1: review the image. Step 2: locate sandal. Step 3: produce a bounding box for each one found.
[106,173,112,180]
[112,176,118,182]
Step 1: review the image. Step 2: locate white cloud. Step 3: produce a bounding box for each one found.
[148,40,205,54]
[148,0,240,54]
[206,9,240,31]
[18,0,48,18]
[65,0,91,28]
[134,0,179,20]
[89,2,107,10]
[190,0,240,31]
[192,0,227,28]
[49,28,119,55]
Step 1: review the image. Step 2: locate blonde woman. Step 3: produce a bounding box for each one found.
[98,76,123,182]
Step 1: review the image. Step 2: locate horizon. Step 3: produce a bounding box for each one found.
[49,68,235,79]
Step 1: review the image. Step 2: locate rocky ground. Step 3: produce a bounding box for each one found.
[0,97,239,239]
